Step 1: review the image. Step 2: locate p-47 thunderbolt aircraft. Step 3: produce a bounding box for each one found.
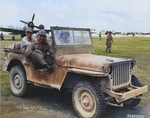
[0,14,51,38]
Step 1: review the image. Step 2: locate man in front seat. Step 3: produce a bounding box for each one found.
[25,29,55,73]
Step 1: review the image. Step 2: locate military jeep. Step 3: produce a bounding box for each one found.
[3,26,148,118]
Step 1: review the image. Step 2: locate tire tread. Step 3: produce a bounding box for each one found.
[72,80,106,118]
[9,66,28,97]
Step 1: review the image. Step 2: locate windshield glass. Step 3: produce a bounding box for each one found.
[53,29,92,45]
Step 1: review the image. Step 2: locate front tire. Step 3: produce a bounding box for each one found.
[9,66,28,97]
[123,75,142,108]
[72,81,106,118]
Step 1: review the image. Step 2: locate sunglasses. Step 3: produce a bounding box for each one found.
[26,31,32,34]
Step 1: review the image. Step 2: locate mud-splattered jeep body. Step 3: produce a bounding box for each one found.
[3,26,148,118]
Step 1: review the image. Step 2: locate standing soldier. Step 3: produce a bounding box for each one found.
[99,32,101,40]
[12,35,15,40]
[1,33,4,40]
[106,32,114,52]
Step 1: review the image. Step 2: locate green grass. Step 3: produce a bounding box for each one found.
[93,36,150,57]
[0,35,21,96]
[0,36,150,97]
[93,36,150,86]
[0,71,10,96]
[1,35,22,41]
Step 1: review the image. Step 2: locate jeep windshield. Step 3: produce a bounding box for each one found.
[51,27,94,56]
[52,27,92,46]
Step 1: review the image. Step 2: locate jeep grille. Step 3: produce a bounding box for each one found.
[112,62,130,86]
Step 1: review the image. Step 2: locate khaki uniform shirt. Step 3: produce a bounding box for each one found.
[25,40,54,58]
[21,36,35,48]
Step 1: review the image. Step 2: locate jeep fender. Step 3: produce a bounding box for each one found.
[61,68,109,91]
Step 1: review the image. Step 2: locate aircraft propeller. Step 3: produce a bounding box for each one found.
[20,14,39,29]
[20,20,28,24]
[32,14,35,22]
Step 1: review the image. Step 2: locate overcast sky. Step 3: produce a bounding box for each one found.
[0,0,150,33]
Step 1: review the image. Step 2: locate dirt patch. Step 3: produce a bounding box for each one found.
[1,85,150,118]
[1,86,78,118]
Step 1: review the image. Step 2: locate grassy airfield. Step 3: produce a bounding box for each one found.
[0,35,150,107]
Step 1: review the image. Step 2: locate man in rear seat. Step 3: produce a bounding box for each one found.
[21,27,35,53]
[25,29,55,73]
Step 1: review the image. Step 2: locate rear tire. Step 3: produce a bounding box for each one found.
[123,75,142,108]
[72,81,106,118]
[9,66,28,97]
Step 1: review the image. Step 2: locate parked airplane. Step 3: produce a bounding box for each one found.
[0,14,51,38]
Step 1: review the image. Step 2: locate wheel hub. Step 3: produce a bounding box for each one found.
[80,91,94,111]
[82,96,90,107]
[14,74,22,89]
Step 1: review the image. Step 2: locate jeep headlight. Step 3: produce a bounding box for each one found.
[131,61,135,70]
[108,66,112,74]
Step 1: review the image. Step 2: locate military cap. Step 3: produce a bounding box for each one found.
[25,27,33,33]
[38,29,46,36]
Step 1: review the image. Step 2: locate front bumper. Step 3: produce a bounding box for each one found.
[104,85,148,103]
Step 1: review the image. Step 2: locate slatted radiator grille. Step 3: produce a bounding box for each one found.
[112,62,130,86]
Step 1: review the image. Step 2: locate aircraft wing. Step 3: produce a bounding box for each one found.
[0,27,24,35]
[44,29,51,34]
[0,27,51,37]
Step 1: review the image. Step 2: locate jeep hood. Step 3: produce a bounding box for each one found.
[55,54,133,72]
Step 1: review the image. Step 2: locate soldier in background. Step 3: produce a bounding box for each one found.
[34,24,45,39]
[1,33,4,40]
[12,35,15,40]
[39,24,44,30]
[99,32,101,40]
[106,31,114,53]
